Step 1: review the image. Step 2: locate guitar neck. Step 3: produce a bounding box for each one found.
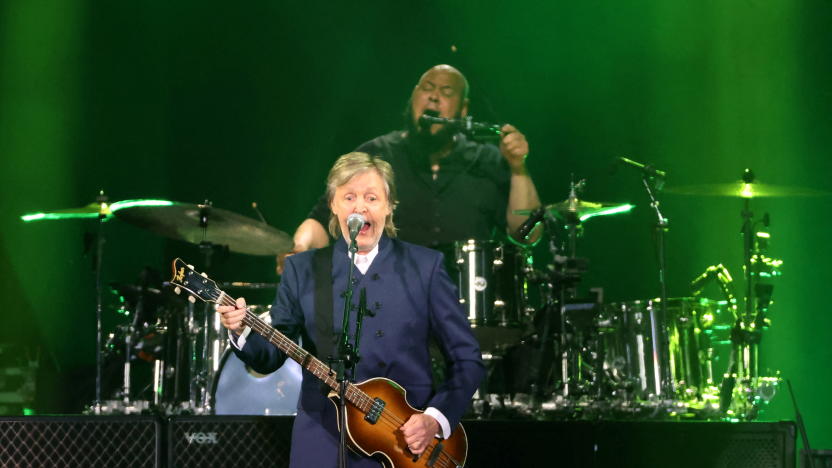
[169,258,376,414]
[236,300,374,413]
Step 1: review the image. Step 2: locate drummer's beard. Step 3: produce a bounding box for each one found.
[403,102,459,156]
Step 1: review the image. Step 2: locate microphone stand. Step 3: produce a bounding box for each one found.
[640,174,674,399]
[335,233,363,468]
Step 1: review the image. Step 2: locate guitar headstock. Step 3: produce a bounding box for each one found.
[169,258,222,305]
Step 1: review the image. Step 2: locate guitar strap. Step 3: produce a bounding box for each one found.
[312,245,336,361]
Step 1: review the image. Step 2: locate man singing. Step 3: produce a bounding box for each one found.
[220,152,485,467]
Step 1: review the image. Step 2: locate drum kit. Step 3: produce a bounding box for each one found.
[20,168,819,421]
[22,196,297,416]
[452,168,804,422]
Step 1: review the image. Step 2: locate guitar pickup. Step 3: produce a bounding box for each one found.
[364,397,385,424]
[426,440,443,467]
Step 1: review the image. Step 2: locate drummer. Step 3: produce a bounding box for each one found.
[285,64,541,262]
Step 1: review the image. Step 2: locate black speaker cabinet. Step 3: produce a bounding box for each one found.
[593,421,796,468]
[167,416,293,468]
[464,420,795,468]
[0,416,160,468]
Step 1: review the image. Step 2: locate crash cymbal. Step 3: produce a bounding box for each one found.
[665,181,831,198]
[21,202,113,221]
[114,201,293,256]
[20,198,174,222]
[515,200,634,223]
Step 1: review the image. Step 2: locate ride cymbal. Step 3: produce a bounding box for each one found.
[115,201,293,256]
[515,200,634,223]
[665,181,831,198]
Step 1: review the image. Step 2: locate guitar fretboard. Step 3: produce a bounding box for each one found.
[170,258,376,414]
[234,297,375,414]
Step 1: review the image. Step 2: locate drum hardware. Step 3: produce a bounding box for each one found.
[668,169,790,420]
[515,178,636,416]
[546,181,626,406]
[20,197,294,416]
[468,351,505,418]
[689,264,738,392]
[721,170,784,419]
[620,157,675,399]
[20,191,118,414]
[112,199,293,414]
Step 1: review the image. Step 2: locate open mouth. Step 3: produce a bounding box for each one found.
[360,222,371,234]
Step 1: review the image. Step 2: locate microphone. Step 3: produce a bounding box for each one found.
[617,156,667,179]
[418,109,440,130]
[418,114,501,140]
[517,207,546,239]
[347,213,365,242]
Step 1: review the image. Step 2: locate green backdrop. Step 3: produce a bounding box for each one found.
[1,0,830,450]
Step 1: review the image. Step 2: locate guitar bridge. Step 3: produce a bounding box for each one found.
[364,397,385,424]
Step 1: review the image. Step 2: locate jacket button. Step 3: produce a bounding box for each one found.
[375,330,384,337]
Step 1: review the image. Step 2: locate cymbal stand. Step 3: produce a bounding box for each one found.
[544,180,593,403]
[640,172,674,399]
[191,201,225,414]
[171,200,224,414]
[119,284,145,407]
[90,191,109,414]
[721,169,781,416]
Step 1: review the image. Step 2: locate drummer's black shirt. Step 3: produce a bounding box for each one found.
[308,131,511,248]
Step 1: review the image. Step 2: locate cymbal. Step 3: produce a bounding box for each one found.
[21,202,113,222]
[20,199,174,222]
[515,199,634,223]
[114,201,293,256]
[665,181,831,198]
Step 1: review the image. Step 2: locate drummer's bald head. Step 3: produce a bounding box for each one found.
[403,64,470,137]
[417,64,469,101]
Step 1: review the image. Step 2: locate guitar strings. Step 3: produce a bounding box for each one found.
[202,286,460,467]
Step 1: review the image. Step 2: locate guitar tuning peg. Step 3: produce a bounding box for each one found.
[188,296,196,304]
[187,264,194,269]
[174,286,181,295]
[201,272,208,278]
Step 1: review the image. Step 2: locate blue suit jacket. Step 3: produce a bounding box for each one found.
[233,235,485,467]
